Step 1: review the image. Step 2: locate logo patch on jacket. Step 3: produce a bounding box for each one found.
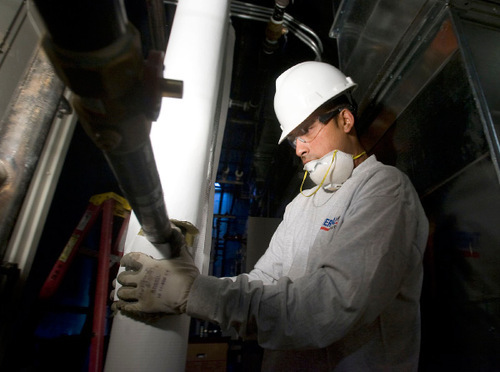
[320,216,340,231]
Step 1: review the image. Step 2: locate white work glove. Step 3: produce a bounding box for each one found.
[114,246,199,317]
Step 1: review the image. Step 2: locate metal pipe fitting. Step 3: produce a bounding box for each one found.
[32,0,183,250]
[263,0,290,54]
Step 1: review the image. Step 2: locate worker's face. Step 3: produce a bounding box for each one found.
[292,109,351,165]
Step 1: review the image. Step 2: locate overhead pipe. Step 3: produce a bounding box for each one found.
[164,1,323,60]
[229,0,323,60]
[225,0,323,114]
[30,0,183,251]
[242,0,290,111]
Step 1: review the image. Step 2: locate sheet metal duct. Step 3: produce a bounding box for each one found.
[331,0,500,185]
[454,6,500,180]
[331,0,432,111]
[331,0,500,368]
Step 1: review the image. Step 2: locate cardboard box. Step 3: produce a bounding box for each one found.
[185,342,228,372]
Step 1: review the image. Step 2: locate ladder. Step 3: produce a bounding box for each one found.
[39,192,131,372]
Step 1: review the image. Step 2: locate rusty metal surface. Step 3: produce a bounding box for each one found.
[0,48,64,256]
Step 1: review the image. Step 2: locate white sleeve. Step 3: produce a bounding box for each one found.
[187,170,428,349]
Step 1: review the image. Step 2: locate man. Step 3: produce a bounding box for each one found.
[115,61,429,371]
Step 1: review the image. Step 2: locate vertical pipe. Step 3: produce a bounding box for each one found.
[104,0,234,370]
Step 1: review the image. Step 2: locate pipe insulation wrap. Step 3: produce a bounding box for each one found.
[104,0,233,370]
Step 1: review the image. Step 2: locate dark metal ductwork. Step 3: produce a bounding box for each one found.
[31,0,183,252]
[331,1,500,368]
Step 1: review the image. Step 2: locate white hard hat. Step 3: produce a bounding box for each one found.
[274,61,357,144]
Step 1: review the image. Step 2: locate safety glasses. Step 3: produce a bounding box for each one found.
[286,108,342,149]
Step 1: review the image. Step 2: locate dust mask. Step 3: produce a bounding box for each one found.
[301,150,366,196]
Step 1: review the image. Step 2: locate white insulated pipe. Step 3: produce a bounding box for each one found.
[104,0,233,370]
